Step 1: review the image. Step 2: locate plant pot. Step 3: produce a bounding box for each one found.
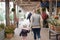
[6,33,14,39]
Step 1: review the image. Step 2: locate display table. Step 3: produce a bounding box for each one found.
[49,29,60,40]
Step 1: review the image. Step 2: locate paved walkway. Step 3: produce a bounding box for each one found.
[5,28,49,40]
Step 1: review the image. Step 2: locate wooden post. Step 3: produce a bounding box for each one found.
[5,0,10,26]
[49,0,52,16]
[13,2,16,25]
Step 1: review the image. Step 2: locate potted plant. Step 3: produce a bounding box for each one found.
[11,8,15,12]
[48,16,60,31]
[48,18,55,30]
[5,25,15,39]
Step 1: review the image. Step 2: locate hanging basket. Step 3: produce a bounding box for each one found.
[11,8,15,12]
[19,10,21,12]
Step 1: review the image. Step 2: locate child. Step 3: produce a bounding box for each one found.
[20,19,30,40]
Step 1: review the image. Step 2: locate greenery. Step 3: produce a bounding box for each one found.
[5,25,15,34]
[0,23,5,29]
[48,16,60,26]
[0,23,5,31]
[0,27,2,31]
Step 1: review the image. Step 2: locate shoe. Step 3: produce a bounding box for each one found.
[38,38,40,40]
[19,33,21,36]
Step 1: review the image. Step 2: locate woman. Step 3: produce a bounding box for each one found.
[30,9,42,40]
[41,8,49,28]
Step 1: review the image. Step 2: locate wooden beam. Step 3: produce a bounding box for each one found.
[13,2,17,25]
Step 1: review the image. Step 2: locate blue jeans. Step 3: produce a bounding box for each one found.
[32,28,41,40]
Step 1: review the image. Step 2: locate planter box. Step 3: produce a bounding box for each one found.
[55,26,60,32]
[49,23,60,32]
[0,30,4,40]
